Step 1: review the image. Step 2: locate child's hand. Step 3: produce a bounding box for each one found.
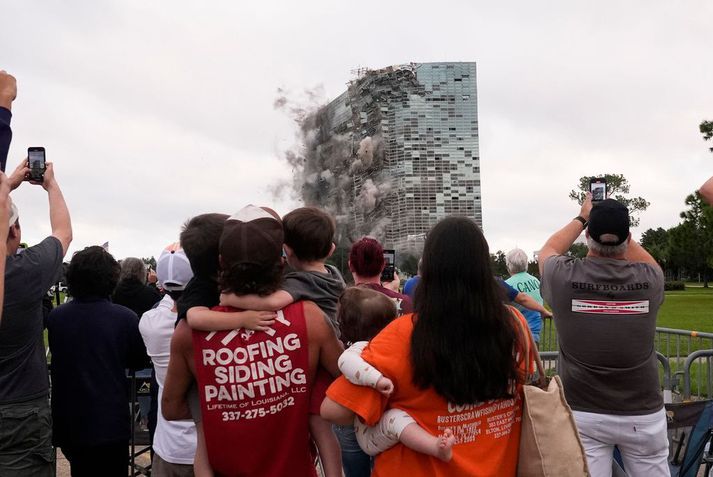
[375,376,394,396]
[242,310,277,332]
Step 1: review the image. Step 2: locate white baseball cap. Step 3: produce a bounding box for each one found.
[156,243,193,291]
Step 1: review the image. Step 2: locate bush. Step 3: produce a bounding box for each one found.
[665,281,686,291]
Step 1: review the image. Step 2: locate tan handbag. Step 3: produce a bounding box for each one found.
[514,316,590,477]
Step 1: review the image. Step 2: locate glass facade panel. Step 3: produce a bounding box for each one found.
[311,62,481,253]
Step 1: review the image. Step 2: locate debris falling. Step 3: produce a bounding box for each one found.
[274,63,482,253]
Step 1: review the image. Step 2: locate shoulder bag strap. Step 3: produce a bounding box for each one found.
[509,307,546,388]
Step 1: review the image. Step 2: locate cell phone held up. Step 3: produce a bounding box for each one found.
[381,249,396,282]
[589,177,607,202]
[27,147,46,182]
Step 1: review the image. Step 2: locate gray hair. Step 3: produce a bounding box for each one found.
[586,235,628,258]
[119,257,147,284]
[505,248,528,274]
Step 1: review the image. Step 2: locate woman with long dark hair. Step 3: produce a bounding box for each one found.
[321,217,534,476]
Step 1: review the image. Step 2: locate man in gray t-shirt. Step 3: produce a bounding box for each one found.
[538,195,668,476]
[0,161,72,476]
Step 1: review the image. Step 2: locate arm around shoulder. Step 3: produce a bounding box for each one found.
[222,289,294,311]
[188,306,277,332]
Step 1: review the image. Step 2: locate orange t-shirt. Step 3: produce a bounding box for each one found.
[326,310,534,477]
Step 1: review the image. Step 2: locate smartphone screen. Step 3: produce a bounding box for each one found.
[27,147,46,182]
[381,249,396,282]
[589,178,606,202]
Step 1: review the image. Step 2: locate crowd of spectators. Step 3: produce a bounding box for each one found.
[4,67,713,477]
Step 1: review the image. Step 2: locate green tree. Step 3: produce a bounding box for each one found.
[490,250,508,278]
[640,227,670,269]
[398,253,419,277]
[526,261,540,278]
[567,243,588,259]
[672,192,713,286]
[142,256,157,270]
[569,174,650,227]
[701,120,713,152]
[326,246,352,285]
[668,223,699,282]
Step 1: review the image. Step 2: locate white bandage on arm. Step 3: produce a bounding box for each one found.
[355,408,417,456]
[338,341,384,388]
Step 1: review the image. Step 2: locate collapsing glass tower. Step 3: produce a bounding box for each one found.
[300,62,481,253]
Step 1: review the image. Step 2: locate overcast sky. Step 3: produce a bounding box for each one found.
[2,0,712,261]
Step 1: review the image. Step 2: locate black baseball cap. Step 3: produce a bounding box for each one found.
[588,199,630,246]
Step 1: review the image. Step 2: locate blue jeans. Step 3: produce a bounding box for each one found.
[0,397,55,476]
[333,424,372,477]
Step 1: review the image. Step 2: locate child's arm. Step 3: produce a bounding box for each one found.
[338,342,393,395]
[187,305,276,332]
[220,290,294,311]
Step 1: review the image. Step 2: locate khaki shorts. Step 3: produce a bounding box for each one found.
[152,453,195,477]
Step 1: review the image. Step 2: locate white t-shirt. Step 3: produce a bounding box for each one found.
[140,295,197,464]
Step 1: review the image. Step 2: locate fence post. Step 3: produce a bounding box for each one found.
[682,350,713,400]
[656,353,672,403]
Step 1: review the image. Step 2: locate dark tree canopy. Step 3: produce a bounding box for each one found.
[640,227,669,268]
[569,174,649,228]
[326,245,352,285]
[701,120,713,152]
[490,250,508,278]
[398,253,419,277]
[142,256,157,270]
[567,243,588,259]
[671,192,713,286]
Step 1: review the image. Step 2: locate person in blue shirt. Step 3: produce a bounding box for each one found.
[403,259,421,299]
[504,248,547,345]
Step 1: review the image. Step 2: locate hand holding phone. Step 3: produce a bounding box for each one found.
[27,147,46,182]
[589,177,607,202]
[381,249,396,283]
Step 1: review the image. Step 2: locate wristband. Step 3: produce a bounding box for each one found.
[573,216,588,228]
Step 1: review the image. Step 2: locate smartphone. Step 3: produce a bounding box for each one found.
[27,147,46,182]
[381,249,396,282]
[589,177,607,202]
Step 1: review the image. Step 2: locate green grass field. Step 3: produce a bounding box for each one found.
[657,284,713,333]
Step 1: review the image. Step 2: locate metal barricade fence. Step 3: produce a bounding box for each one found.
[682,350,713,401]
[539,317,559,353]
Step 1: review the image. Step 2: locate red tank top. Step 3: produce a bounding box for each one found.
[192,302,316,477]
